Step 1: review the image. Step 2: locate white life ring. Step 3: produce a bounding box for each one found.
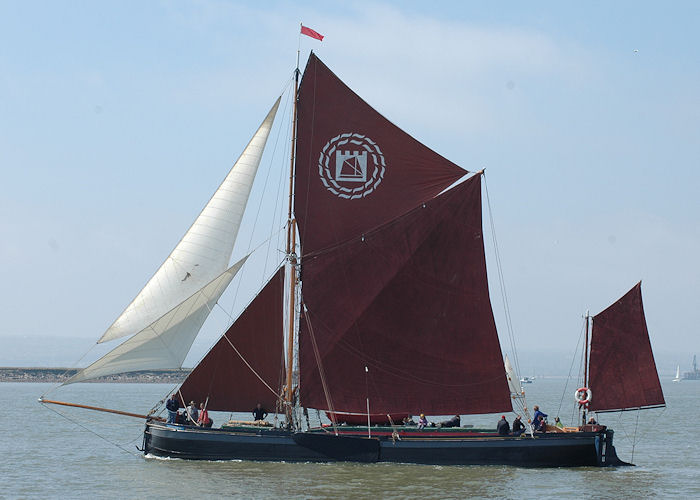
[574,387,592,405]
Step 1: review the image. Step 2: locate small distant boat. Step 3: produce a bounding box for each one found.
[673,365,681,382]
[520,376,534,384]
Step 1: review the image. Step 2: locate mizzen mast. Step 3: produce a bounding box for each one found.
[582,310,590,426]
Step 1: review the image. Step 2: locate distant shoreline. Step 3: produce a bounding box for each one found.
[0,367,190,383]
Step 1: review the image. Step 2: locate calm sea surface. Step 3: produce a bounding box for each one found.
[3,379,699,499]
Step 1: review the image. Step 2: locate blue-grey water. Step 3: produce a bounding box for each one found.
[3,379,698,499]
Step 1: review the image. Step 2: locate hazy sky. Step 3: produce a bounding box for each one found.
[1,1,698,370]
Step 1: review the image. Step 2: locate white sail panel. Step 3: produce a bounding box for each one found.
[98,98,281,343]
[65,256,248,385]
[504,354,523,398]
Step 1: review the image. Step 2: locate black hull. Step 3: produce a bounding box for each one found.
[143,423,629,467]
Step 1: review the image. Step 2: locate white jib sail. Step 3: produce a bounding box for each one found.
[98,97,281,343]
[64,255,248,385]
[505,354,523,398]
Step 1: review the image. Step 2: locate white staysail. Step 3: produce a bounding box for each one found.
[98,98,281,343]
[673,365,681,382]
[505,354,524,398]
[64,256,248,385]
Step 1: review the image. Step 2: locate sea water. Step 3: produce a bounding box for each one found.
[2,379,698,499]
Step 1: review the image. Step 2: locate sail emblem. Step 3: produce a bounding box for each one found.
[318,132,386,199]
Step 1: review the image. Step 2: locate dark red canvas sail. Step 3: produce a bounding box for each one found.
[294,53,468,255]
[178,268,285,412]
[588,282,665,412]
[299,175,512,415]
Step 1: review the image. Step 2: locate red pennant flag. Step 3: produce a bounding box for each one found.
[301,25,324,41]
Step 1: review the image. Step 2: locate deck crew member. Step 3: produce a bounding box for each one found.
[536,415,547,433]
[253,403,268,421]
[439,415,461,428]
[186,401,199,424]
[197,402,212,427]
[497,415,510,435]
[512,415,525,436]
[532,405,548,430]
[166,394,179,423]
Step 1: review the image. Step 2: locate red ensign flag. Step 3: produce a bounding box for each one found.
[301,25,324,41]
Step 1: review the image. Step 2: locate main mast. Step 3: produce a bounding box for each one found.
[284,54,301,427]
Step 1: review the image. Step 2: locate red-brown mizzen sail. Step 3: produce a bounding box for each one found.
[294,53,467,255]
[588,282,665,412]
[298,175,512,415]
[178,268,285,412]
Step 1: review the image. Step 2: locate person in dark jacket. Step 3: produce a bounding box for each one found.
[166,394,179,423]
[253,403,268,421]
[438,415,461,428]
[496,415,510,435]
[512,415,525,436]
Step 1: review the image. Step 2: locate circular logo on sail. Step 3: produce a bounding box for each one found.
[318,133,386,199]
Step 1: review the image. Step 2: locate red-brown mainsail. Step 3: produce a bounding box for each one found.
[298,169,511,415]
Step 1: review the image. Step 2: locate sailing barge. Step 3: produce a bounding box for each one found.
[44,52,665,467]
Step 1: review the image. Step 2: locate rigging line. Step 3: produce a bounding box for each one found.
[227,103,290,319]
[246,80,292,260]
[277,73,295,103]
[483,174,522,380]
[630,408,641,463]
[40,402,142,458]
[41,339,103,396]
[148,384,181,416]
[226,223,285,319]
[484,177,522,383]
[303,308,339,435]
[557,318,587,421]
[264,86,294,279]
[614,410,632,443]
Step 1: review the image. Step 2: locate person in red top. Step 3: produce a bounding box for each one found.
[197,402,212,427]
